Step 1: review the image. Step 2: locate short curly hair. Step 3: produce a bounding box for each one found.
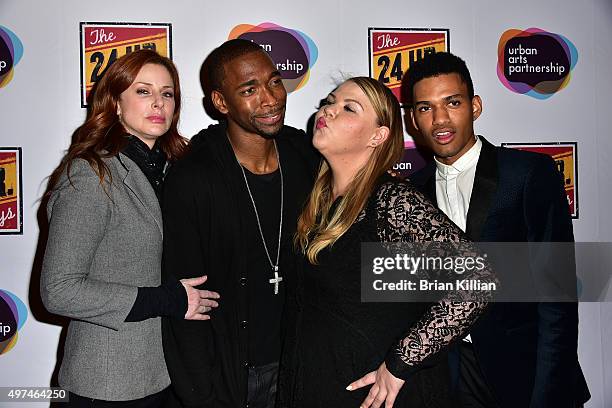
[200,38,269,95]
[406,52,474,105]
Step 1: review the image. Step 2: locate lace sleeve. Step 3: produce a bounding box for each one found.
[374,180,496,380]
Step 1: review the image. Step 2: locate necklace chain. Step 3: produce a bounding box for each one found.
[229,136,284,280]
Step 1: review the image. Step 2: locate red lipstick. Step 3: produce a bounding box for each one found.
[315,117,326,129]
[147,115,166,124]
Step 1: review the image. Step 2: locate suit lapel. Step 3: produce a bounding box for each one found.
[465,137,498,240]
[425,171,437,204]
[417,161,437,203]
[116,154,163,236]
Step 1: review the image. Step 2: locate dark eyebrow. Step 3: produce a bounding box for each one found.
[237,79,257,88]
[237,70,283,89]
[444,93,464,101]
[414,93,464,106]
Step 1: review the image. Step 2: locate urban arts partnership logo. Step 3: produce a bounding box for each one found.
[0,25,24,88]
[497,28,578,99]
[229,22,317,93]
[393,140,428,178]
[0,290,27,355]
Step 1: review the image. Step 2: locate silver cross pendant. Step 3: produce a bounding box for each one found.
[269,266,283,295]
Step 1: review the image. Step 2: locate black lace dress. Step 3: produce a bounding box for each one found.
[278,178,493,407]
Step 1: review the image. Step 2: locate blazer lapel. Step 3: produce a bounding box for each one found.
[116,154,163,236]
[424,167,437,204]
[414,161,437,203]
[465,137,498,240]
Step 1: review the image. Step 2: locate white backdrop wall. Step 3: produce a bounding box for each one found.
[0,0,610,406]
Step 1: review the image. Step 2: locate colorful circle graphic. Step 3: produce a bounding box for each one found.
[497,28,578,100]
[229,22,318,93]
[0,289,28,355]
[0,25,24,89]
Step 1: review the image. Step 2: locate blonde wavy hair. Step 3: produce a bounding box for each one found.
[296,77,404,264]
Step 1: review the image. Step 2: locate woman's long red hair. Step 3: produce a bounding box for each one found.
[47,49,187,193]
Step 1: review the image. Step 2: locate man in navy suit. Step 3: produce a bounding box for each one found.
[408,52,589,408]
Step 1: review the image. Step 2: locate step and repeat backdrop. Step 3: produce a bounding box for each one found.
[1,0,611,406]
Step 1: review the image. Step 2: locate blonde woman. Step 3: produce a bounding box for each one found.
[278,77,492,408]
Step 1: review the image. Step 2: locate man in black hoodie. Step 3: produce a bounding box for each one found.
[161,39,319,408]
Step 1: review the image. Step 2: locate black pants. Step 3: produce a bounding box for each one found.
[247,361,279,408]
[62,388,169,408]
[456,341,500,408]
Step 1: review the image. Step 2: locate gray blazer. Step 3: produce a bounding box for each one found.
[41,154,170,401]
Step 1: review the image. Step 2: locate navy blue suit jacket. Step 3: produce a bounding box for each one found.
[410,137,590,408]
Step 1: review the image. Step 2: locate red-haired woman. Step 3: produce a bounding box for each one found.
[41,50,219,407]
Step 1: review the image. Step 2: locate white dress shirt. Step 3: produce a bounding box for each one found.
[434,136,483,342]
[434,136,483,233]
